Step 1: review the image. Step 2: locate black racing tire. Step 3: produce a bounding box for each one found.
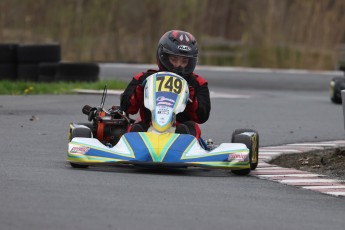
[0,44,18,62]
[231,134,252,175]
[17,44,61,63]
[69,127,92,169]
[0,63,17,80]
[69,127,92,142]
[231,128,259,170]
[329,77,345,104]
[70,162,89,169]
[75,123,94,130]
[56,63,100,82]
[38,62,58,82]
[17,63,39,82]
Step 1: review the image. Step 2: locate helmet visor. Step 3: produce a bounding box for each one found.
[159,47,197,76]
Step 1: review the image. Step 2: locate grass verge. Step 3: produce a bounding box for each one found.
[0,80,127,95]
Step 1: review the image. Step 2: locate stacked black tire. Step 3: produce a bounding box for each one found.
[17,44,61,82]
[0,43,99,82]
[55,62,100,82]
[0,44,18,80]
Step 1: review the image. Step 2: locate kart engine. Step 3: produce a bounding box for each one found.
[82,105,129,146]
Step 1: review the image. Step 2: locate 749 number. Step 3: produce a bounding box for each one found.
[156,76,182,94]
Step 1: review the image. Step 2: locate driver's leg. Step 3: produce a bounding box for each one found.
[182,121,201,140]
[175,123,190,134]
[129,122,149,132]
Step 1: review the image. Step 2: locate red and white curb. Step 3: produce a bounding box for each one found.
[252,140,345,197]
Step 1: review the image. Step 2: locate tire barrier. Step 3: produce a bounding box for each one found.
[56,63,100,82]
[0,44,18,62]
[17,44,61,63]
[0,63,17,80]
[17,64,40,82]
[38,63,58,82]
[0,44,18,80]
[0,43,99,82]
[16,44,61,81]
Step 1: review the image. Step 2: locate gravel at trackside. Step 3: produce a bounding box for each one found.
[270,147,345,181]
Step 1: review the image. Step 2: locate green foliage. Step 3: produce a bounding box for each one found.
[1,0,344,70]
[0,80,127,95]
[238,45,335,69]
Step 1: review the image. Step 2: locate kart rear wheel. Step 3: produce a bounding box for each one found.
[232,129,259,170]
[69,127,92,169]
[231,134,253,176]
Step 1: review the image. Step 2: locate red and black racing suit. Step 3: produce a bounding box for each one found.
[120,69,211,139]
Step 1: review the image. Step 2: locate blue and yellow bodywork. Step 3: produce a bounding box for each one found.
[67,131,250,170]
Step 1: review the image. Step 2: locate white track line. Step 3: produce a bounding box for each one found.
[259,152,285,155]
[302,186,345,189]
[280,179,342,183]
[257,174,324,178]
[325,192,345,196]
[260,149,303,153]
[288,143,339,147]
[255,167,288,170]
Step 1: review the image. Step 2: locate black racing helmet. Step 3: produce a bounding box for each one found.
[157,30,198,77]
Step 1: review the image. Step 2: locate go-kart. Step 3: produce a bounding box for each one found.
[330,65,345,104]
[67,72,259,175]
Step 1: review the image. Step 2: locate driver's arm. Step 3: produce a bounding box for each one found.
[120,72,145,114]
[179,73,211,124]
[194,83,211,124]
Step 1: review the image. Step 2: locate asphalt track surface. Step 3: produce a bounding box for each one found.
[1,64,345,230]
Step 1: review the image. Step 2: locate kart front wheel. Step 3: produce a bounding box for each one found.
[70,162,89,169]
[231,131,257,176]
[232,129,259,170]
[69,126,92,169]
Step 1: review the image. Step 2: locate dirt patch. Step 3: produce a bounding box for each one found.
[269,147,345,181]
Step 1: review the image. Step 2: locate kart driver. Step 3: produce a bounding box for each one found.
[120,30,211,139]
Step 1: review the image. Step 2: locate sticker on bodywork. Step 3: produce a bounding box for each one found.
[228,153,248,162]
[70,146,90,154]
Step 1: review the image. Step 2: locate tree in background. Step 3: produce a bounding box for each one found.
[0,0,344,70]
